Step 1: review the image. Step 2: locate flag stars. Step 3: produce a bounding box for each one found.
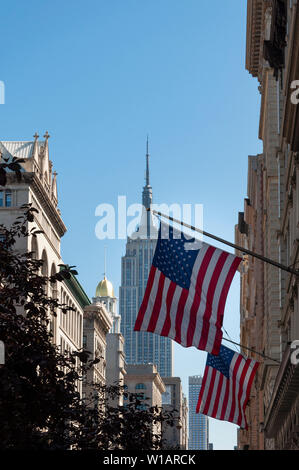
[153,223,200,290]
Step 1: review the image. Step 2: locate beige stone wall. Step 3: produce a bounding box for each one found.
[241,0,299,449]
[0,138,88,397]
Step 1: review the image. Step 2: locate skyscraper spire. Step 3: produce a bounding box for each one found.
[142,135,152,210]
[140,135,155,238]
[146,134,150,187]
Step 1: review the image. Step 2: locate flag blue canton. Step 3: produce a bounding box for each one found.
[152,223,200,290]
[206,345,236,379]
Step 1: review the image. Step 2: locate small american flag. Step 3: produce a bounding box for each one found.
[196,345,259,429]
[134,222,242,355]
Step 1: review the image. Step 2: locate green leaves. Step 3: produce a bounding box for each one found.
[0,156,25,186]
[0,208,178,451]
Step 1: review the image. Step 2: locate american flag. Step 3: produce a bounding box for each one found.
[134,222,242,355]
[196,345,259,429]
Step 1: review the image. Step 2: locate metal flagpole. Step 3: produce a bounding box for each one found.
[222,337,281,364]
[148,209,299,277]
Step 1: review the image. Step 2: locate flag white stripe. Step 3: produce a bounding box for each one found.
[211,253,238,323]
[140,269,161,331]
[199,367,213,414]
[198,349,258,429]
[233,357,248,425]
[236,359,254,428]
[203,254,237,352]
[192,249,223,347]
[229,356,243,425]
[223,353,240,421]
[215,375,228,420]
[189,244,210,292]
[154,277,171,335]
[135,221,242,356]
[167,286,183,340]
[241,365,257,428]
[205,324,218,355]
[207,370,221,416]
[179,245,210,347]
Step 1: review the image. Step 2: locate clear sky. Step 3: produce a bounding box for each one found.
[0,0,262,449]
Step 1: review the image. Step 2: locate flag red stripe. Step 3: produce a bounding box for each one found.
[201,251,229,326]
[134,265,156,331]
[236,360,251,426]
[197,350,259,429]
[211,330,223,356]
[202,368,217,415]
[147,272,166,332]
[216,257,242,326]
[196,365,210,413]
[242,361,259,429]
[135,223,242,355]
[174,288,189,344]
[228,355,243,423]
[160,281,177,337]
[195,250,228,353]
[211,373,224,418]
[219,378,231,421]
[186,246,216,347]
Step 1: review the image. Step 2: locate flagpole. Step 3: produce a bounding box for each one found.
[222,337,281,364]
[148,209,299,277]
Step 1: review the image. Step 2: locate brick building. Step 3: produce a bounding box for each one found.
[236,0,299,449]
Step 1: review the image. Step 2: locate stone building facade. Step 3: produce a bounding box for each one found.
[82,301,112,402]
[95,275,126,406]
[124,363,166,438]
[236,0,299,449]
[0,135,90,386]
[161,377,188,450]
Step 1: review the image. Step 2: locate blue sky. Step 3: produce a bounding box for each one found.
[0,0,262,449]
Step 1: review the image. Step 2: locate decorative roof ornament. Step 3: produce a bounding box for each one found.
[95,276,115,298]
[32,132,39,160]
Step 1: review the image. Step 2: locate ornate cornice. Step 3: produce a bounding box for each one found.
[246,0,269,79]
[281,4,299,151]
[27,173,67,238]
[264,345,299,438]
[84,304,113,335]
[3,172,67,238]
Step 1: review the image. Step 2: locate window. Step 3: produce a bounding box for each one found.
[0,189,12,207]
[5,190,12,207]
[135,383,146,390]
[162,385,172,405]
[136,392,145,400]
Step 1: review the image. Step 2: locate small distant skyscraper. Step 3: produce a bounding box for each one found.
[119,140,173,377]
[188,376,209,450]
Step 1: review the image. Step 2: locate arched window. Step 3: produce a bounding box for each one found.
[41,249,48,295]
[50,263,57,297]
[135,383,146,390]
[49,264,57,344]
[31,236,39,260]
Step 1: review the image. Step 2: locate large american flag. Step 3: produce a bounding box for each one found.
[134,222,242,355]
[196,345,259,429]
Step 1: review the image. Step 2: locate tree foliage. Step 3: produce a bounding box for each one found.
[0,162,176,450]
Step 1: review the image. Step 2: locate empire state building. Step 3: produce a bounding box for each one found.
[119,141,173,377]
